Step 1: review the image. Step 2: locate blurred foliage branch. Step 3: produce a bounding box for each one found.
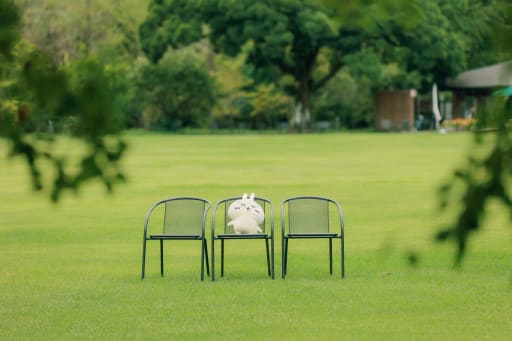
[436,0,512,264]
[438,99,512,264]
[0,0,126,202]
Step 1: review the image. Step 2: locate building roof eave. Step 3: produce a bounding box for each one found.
[445,61,512,89]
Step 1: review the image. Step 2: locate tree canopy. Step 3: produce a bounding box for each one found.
[140,0,340,129]
[140,0,494,129]
[324,0,503,91]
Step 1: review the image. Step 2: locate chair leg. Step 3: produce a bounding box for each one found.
[341,237,345,279]
[283,238,289,278]
[200,239,205,281]
[221,239,225,277]
[211,237,216,281]
[281,236,285,279]
[141,237,147,280]
[271,235,275,280]
[329,238,333,275]
[160,240,165,277]
[265,239,271,276]
[204,239,210,277]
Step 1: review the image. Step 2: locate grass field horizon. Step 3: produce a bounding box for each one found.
[1,131,511,339]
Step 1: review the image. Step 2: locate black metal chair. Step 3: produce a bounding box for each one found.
[281,196,345,279]
[211,196,274,280]
[141,197,210,281]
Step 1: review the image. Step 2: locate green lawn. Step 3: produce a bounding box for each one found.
[1,131,511,340]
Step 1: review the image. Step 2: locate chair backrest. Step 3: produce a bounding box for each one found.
[281,196,343,234]
[144,197,210,236]
[212,196,273,234]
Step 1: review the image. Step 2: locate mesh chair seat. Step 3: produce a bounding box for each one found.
[217,233,269,239]
[149,234,203,240]
[287,233,339,238]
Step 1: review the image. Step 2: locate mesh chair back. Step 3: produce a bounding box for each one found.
[287,198,330,234]
[217,197,270,234]
[162,199,207,235]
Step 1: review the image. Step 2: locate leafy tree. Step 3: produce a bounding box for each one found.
[0,0,126,202]
[439,0,504,69]
[312,69,374,129]
[0,0,19,57]
[322,0,502,92]
[107,59,147,128]
[210,51,251,129]
[140,0,351,130]
[245,83,293,129]
[144,0,480,129]
[12,0,149,129]
[332,2,455,91]
[392,1,467,90]
[137,48,216,130]
[211,47,292,129]
[16,0,144,66]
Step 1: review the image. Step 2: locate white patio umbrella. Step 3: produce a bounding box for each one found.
[432,83,442,130]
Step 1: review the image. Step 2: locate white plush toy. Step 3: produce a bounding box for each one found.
[227,193,264,234]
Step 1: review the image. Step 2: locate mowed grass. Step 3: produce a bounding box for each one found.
[0,131,511,340]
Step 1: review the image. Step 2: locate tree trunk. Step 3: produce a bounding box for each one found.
[291,79,311,132]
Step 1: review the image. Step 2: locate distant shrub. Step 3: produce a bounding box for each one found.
[137,49,216,131]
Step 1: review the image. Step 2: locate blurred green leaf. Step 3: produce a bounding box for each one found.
[1,1,127,202]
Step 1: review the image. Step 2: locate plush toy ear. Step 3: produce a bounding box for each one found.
[242,193,247,200]
[250,193,255,201]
